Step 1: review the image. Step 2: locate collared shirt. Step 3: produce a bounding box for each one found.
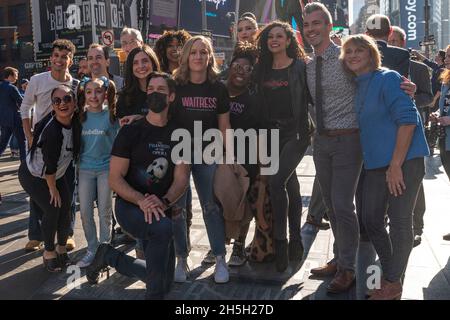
[306,42,359,130]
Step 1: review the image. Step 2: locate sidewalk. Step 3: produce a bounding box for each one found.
[0,149,449,300]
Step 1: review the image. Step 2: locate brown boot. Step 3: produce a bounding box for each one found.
[369,280,402,300]
[310,260,338,277]
[327,269,355,294]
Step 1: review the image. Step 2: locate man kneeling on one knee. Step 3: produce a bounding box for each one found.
[86,72,190,300]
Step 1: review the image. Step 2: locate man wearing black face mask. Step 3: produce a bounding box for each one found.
[86,72,190,300]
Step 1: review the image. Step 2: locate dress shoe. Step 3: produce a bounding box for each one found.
[86,244,112,284]
[310,260,337,277]
[413,235,422,247]
[25,240,43,252]
[66,237,76,251]
[274,239,289,272]
[443,233,450,241]
[327,269,355,294]
[306,215,330,230]
[288,238,304,261]
[369,280,402,300]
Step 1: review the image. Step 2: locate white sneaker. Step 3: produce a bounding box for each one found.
[174,256,189,283]
[214,256,229,284]
[202,250,216,264]
[76,251,95,268]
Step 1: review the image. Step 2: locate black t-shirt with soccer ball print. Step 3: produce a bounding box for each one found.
[111,118,176,199]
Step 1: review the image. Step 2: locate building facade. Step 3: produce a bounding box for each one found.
[0,0,36,79]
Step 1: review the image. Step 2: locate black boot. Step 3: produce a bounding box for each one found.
[274,239,289,272]
[289,238,304,261]
[86,243,112,284]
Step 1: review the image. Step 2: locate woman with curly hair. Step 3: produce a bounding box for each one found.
[154,30,192,74]
[254,21,311,272]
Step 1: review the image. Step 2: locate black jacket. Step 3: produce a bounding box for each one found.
[255,58,311,143]
[410,60,433,108]
[377,40,410,77]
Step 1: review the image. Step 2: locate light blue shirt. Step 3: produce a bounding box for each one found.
[354,69,429,169]
[79,109,119,171]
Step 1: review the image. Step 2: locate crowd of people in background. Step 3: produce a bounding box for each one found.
[0,2,450,301]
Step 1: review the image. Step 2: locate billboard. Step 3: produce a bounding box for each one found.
[400,0,425,49]
[150,0,179,28]
[179,0,237,37]
[31,0,138,61]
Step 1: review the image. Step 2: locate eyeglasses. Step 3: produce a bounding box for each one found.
[231,62,253,74]
[52,95,73,105]
[121,39,138,47]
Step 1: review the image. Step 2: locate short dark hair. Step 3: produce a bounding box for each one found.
[147,72,176,94]
[366,14,391,38]
[52,39,76,57]
[88,43,110,60]
[438,50,446,61]
[3,67,18,79]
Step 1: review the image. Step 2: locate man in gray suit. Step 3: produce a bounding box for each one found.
[389,26,433,247]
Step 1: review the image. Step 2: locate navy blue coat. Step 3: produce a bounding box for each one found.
[377,40,410,78]
[0,80,23,127]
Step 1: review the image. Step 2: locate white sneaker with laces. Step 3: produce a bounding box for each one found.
[214,256,229,284]
[76,251,95,268]
[174,256,189,283]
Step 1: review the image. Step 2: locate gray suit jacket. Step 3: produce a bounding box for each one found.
[410,60,433,108]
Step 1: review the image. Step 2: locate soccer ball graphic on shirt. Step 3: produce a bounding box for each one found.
[146,157,169,184]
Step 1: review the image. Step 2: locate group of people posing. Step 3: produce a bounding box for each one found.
[5,2,450,300]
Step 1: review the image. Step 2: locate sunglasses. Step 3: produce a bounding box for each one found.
[52,95,73,105]
[231,62,253,74]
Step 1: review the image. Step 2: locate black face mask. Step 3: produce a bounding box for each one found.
[147,92,168,113]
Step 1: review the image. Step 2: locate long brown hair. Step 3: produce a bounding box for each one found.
[254,21,306,86]
[120,45,160,111]
[440,45,450,85]
[154,30,191,73]
[77,77,116,124]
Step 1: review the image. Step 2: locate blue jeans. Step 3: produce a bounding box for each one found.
[9,135,19,150]
[78,169,113,254]
[113,198,175,299]
[172,192,189,258]
[0,124,26,161]
[191,163,226,256]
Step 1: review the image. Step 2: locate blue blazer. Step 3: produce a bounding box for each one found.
[377,40,410,78]
[0,80,23,127]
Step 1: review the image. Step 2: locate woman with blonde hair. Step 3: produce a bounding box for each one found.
[341,34,429,300]
[171,35,231,284]
[430,44,450,241]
